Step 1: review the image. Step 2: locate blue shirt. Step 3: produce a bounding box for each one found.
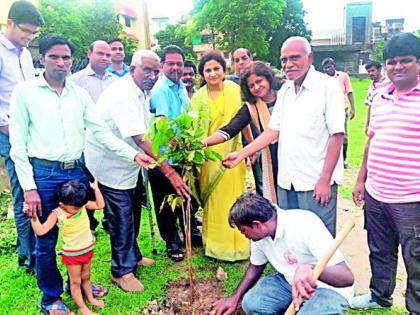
[0,33,35,126]
[106,63,129,77]
[150,75,189,119]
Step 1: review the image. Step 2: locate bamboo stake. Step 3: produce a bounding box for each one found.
[284,220,356,315]
[182,198,195,303]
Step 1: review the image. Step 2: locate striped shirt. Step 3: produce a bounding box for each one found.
[365,81,420,203]
[364,77,391,106]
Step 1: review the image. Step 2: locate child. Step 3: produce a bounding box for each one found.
[30,180,105,315]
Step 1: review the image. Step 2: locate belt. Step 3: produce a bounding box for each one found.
[29,157,83,170]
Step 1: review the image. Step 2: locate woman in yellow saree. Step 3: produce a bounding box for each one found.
[189,51,249,261]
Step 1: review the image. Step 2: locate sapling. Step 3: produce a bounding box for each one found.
[144,109,221,302]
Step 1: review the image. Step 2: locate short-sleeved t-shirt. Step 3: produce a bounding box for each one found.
[251,207,354,303]
[334,71,353,95]
[84,76,152,189]
[365,81,420,203]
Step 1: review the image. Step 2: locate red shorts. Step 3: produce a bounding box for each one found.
[62,250,94,265]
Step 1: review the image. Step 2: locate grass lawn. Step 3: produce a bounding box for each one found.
[338,78,370,201]
[0,78,407,314]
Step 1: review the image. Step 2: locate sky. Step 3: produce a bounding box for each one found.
[147,0,420,33]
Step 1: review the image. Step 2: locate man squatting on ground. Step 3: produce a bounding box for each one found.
[214,193,354,315]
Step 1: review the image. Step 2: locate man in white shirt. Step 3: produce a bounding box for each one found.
[223,36,345,236]
[214,193,354,315]
[84,49,191,292]
[70,40,117,103]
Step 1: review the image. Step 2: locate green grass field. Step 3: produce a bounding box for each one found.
[0,78,407,314]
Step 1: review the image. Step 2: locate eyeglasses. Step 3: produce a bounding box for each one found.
[16,24,39,37]
[164,61,184,67]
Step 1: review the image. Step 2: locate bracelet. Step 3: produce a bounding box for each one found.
[165,169,176,178]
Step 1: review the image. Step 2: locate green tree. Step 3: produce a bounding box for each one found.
[192,0,209,13]
[39,0,135,59]
[373,38,385,62]
[191,0,286,57]
[154,23,196,60]
[264,0,311,67]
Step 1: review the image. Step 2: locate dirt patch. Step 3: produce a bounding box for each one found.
[337,195,407,306]
[143,279,244,315]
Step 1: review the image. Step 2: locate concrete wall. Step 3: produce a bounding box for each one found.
[312,43,373,75]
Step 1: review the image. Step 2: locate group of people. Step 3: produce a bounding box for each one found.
[1,1,420,315]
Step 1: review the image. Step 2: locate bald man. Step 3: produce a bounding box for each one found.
[223,36,345,236]
[226,48,253,84]
[71,40,117,103]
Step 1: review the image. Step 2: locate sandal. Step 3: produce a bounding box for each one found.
[40,301,74,315]
[166,243,184,262]
[91,284,108,297]
[65,283,108,297]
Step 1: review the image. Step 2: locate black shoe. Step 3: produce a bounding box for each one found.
[191,232,203,247]
[18,256,26,267]
[102,220,110,233]
[25,266,36,276]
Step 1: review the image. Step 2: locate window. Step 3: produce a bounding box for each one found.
[352,16,366,44]
[124,15,132,27]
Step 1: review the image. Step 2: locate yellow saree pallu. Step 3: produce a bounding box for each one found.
[190,81,249,261]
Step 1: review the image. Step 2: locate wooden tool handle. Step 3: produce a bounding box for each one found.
[284,220,355,315]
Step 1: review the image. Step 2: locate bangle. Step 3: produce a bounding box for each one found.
[165,169,176,178]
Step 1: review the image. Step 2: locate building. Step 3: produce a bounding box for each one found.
[311,1,373,75]
[385,18,404,37]
[371,21,382,43]
[345,1,372,45]
[150,16,177,50]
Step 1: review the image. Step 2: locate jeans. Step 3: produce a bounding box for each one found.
[32,159,89,305]
[277,184,338,237]
[241,273,349,315]
[98,182,143,278]
[364,192,420,314]
[0,132,35,268]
